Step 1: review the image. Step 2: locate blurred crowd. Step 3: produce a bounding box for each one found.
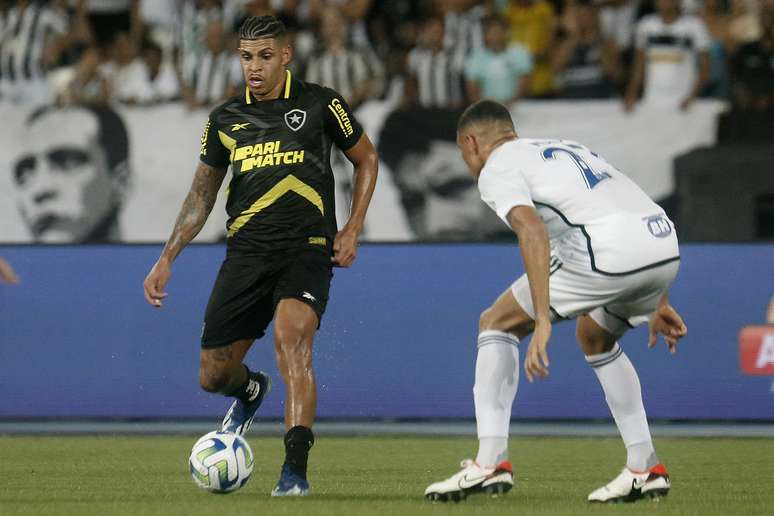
[0,0,772,112]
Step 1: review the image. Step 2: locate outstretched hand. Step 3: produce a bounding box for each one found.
[0,258,19,284]
[143,259,171,307]
[525,321,552,382]
[648,303,687,354]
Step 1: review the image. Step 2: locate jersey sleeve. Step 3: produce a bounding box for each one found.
[478,161,534,224]
[199,112,230,168]
[320,87,364,152]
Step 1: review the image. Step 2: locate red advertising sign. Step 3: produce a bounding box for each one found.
[739,326,774,376]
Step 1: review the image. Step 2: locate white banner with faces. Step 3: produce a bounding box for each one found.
[0,99,724,243]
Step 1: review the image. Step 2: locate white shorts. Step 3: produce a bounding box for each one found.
[511,256,680,338]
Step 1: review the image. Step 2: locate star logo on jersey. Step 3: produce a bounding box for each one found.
[230,122,250,131]
[284,109,306,132]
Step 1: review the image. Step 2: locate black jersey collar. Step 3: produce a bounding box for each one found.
[244,69,293,104]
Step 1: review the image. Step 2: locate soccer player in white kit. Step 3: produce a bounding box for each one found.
[424,100,688,503]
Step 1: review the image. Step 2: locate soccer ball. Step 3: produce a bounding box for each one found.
[189,431,254,493]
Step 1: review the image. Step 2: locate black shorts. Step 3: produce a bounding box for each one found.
[201,247,333,348]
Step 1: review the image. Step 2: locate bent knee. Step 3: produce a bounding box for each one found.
[576,317,616,355]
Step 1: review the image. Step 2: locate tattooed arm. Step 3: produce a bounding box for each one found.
[143,162,227,307]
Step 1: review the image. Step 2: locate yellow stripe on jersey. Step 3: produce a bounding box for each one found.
[245,87,251,104]
[227,174,323,237]
[218,130,237,161]
[283,70,292,98]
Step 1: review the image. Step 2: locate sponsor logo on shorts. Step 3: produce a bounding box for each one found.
[644,214,672,238]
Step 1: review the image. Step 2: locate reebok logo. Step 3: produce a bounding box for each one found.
[231,122,250,131]
[302,292,316,303]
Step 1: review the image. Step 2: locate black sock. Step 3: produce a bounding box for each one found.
[226,366,261,403]
[284,425,314,479]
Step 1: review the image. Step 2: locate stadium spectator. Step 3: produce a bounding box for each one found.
[306,0,373,50]
[363,0,425,102]
[464,15,533,103]
[624,0,711,110]
[731,0,774,110]
[552,0,623,98]
[102,31,149,104]
[728,0,763,48]
[180,18,241,109]
[54,45,110,104]
[0,257,20,284]
[599,0,641,57]
[11,104,130,243]
[405,16,466,108]
[435,0,487,68]
[698,0,733,98]
[0,0,70,104]
[177,0,225,85]
[304,7,383,108]
[139,38,180,103]
[82,0,141,48]
[502,0,558,97]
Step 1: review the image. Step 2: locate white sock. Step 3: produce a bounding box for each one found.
[586,343,658,471]
[474,330,519,467]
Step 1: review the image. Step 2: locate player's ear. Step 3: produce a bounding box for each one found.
[281,40,292,66]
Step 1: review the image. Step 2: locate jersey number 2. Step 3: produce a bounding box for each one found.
[542,147,611,190]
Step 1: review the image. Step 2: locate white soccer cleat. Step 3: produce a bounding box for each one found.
[424,459,514,502]
[588,463,671,503]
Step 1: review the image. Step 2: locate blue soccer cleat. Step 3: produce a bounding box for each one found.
[271,463,310,497]
[220,371,271,436]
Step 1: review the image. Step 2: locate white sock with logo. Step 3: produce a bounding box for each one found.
[586,343,658,471]
[474,330,519,468]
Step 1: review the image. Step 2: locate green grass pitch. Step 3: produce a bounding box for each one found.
[2,435,773,515]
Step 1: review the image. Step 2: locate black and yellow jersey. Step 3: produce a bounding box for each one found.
[199,70,363,255]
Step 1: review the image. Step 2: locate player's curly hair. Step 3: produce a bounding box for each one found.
[238,15,287,41]
[457,100,515,132]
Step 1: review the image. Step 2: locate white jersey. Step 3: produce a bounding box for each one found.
[634,14,710,108]
[478,138,680,275]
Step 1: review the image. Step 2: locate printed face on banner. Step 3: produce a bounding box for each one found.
[12,109,121,243]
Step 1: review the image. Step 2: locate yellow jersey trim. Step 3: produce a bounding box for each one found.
[283,70,292,99]
[244,70,290,103]
[217,130,237,161]
[227,174,323,237]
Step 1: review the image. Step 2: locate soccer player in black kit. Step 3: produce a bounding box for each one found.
[142,16,378,496]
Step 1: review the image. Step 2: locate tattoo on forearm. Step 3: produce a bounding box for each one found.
[163,163,226,261]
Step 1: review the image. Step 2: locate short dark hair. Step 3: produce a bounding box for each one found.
[27,104,129,174]
[239,15,287,41]
[457,100,514,132]
[483,14,509,31]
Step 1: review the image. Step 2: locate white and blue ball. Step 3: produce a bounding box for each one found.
[189,431,254,493]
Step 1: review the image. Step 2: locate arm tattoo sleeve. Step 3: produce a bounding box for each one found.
[161,162,227,262]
